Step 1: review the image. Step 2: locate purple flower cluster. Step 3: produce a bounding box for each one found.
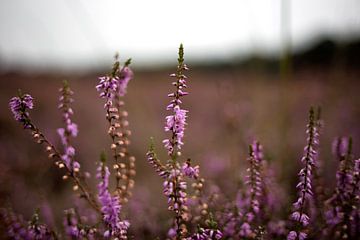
[182,160,200,179]
[63,208,80,238]
[1,208,53,240]
[288,108,318,239]
[7,46,360,240]
[163,106,188,155]
[225,141,264,238]
[27,211,53,240]
[63,208,96,239]
[147,45,223,239]
[97,58,136,205]
[164,168,188,211]
[189,227,223,240]
[118,66,133,97]
[96,76,119,108]
[236,142,264,238]
[163,45,189,156]
[9,93,34,128]
[163,167,189,238]
[8,85,101,214]
[287,230,307,240]
[1,208,31,239]
[97,161,129,239]
[323,137,360,238]
[247,142,263,215]
[57,81,80,171]
[96,61,133,108]
[220,140,288,239]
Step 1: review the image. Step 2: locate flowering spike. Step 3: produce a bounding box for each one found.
[163,44,189,157]
[63,208,97,239]
[237,141,264,238]
[97,159,129,239]
[98,56,135,204]
[324,137,358,238]
[147,138,168,179]
[27,209,53,239]
[288,107,318,239]
[57,80,80,172]
[9,92,34,128]
[9,90,100,213]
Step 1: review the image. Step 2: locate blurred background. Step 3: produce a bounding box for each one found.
[0,0,359,238]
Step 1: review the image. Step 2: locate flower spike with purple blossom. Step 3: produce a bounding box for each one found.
[324,137,360,239]
[57,80,80,172]
[9,91,34,128]
[97,56,136,204]
[147,44,222,239]
[163,44,189,157]
[9,88,100,213]
[97,152,129,239]
[237,143,264,238]
[288,107,319,239]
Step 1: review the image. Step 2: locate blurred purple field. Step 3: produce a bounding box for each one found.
[0,59,359,238]
[1,0,360,238]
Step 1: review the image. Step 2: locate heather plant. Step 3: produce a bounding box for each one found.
[2,45,360,240]
[287,108,319,240]
[147,44,223,239]
[4,56,134,239]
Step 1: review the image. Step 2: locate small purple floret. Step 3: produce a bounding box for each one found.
[9,94,34,126]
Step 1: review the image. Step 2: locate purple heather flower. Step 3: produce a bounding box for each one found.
[239,222,252,237]
[1,208,31,239]
[67,122,78,137]
[96,62,132,109]
[288,108,318,238]
[57,128,66,145]
[182,160,200,179]
[157,45,193,238]
[298,232,307,240]
[28,224,51,239]
[96,76,119,108]
[287,231,297,240]
[223,217,236,236]
[163,106,188,155]
[97,162,129,239]
[3,204,67,240]
[63,209,80,238]
[237,141,264,237]
[168,227,177,238]
[288,231,307,240]
[118,66,133,97]
[267,220,287,236]
[291,212,309,226]
[248,148,262,213]
[9,94,34,127]
[63,208,97,239]
[163,44,189,156]
[162,166,189,237]
[163,169,187,211]
[190,228,223,240]
[26,209,53,240]
[324,208,341,226]
[324,137,359,238]
[57,81,80,171]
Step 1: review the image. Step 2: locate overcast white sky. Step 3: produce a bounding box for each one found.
[0,0,359,70]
